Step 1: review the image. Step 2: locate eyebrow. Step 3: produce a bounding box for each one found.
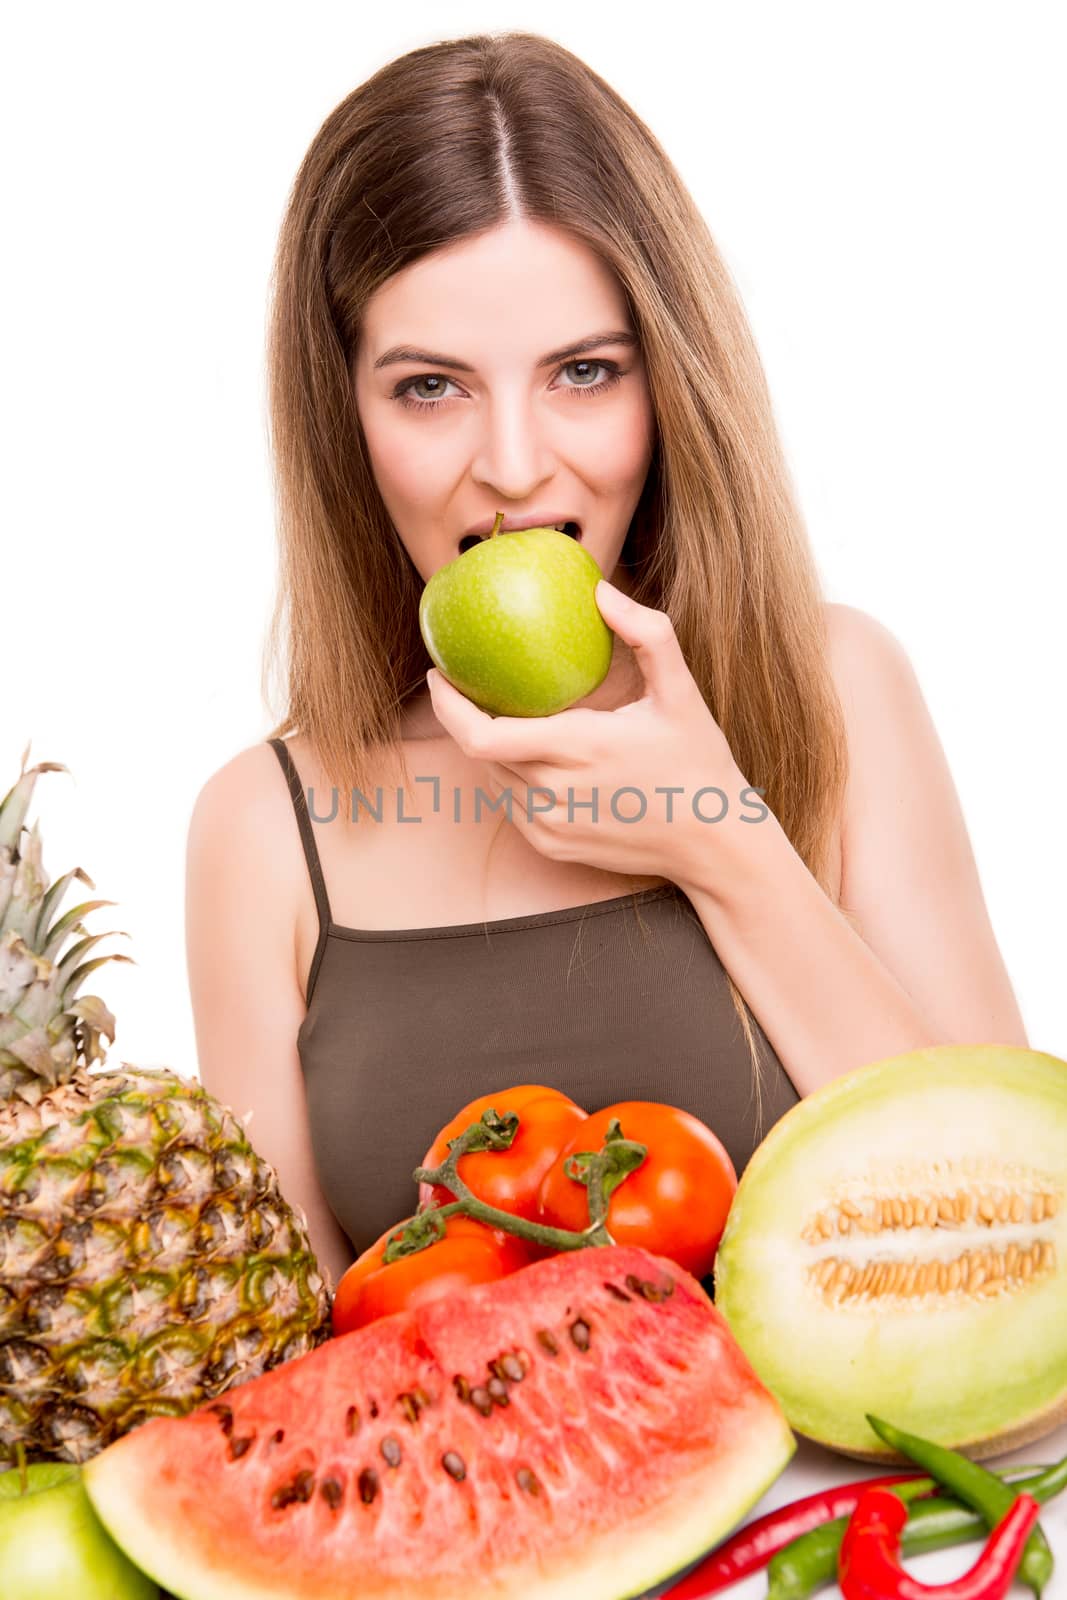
[372,330,639,372]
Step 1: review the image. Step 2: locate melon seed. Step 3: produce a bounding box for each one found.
[808,1237,1059,1306]
[489,1353,526,1384]
[536,1330,559,1357]
[570,1318,592,1351]
[345,1405,361,1435]
[267,1428,285,1450]
[805,1179,1065,1244]
[359,1468,379,1504]
[228,1434,255,1461]
[380,1435,402,1468]
[516,1467,542,1496]
[320,1476,344,1511]
[604,1281,633,1301]
[453,1375,471,1402]
[442,1451,466,1481]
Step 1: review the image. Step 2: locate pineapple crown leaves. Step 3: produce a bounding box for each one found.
[1,743,135,1104]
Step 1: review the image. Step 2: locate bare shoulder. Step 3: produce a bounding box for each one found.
[821,600,933,785]
[819,603,923,905]
[818,604,1027,1045]
[189,739,290,827]
[823,601,916,693]
[186,739,307,926]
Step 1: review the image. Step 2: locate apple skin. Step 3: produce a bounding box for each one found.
[0,1460,158,1599]
[418,527,614,716]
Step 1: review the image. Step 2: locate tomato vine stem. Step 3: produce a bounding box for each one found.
[381,1110,647,1264]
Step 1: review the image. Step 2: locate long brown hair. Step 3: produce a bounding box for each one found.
[263,30,849,1129]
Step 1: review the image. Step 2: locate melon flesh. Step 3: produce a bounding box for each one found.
[83,1244,794,1599]
[715,1045,1067,1460]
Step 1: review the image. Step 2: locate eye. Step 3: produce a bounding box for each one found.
[391,359,625,412]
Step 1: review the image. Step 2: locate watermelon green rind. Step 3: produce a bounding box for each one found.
[715,1045,1067,1459]
[83,1245,795,1599]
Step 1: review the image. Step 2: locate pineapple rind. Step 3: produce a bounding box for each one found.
[1,751,333,1467]
[1,1066,331,1468]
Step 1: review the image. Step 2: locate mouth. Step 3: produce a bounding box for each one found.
[458,520,582,555]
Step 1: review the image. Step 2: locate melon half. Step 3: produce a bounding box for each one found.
[715,1044,1067,1461]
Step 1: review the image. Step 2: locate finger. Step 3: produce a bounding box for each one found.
[427,668,601,766]
[481,761,554,823]
[594,582,695,705]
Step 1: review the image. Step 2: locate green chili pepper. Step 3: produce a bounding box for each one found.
[766,1464,1050,1600]
[866,1415,1058,1598]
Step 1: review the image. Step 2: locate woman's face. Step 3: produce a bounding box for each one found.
[351,219,656,594]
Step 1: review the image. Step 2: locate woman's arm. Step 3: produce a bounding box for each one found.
[185,746,356,1289]
[674,603,1028,1096]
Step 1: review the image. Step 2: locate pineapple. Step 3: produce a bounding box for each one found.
[1,745,331,1467]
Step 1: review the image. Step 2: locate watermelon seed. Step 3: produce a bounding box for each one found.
[442,1450,467,1481]
[468,1385,494,1417]
[345,1405,361,1435]
[625,1273,674,1302]
[270,1469,316,1511]
[536,1330,559,1357]
[380,1435,403,1468]
[569,1318,592,1351]
[267,1428,285,1450]
[228,1433,256,1461]
[359,1467,380,1504]
[491,1353,526,1384]
[370,1399,380,1418]
[398,1391,423,1423]
[320,1477,344,1511]
[206,1403,234,1436]
[453,1375,471,1403]
[604,1282,633,1302]
[516,1467,542,1496]
[486,1377,510,1407]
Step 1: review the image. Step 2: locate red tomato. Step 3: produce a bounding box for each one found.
[331,1212,530,1335]
[536,1101,737,1279]
[418,1084,587,1224]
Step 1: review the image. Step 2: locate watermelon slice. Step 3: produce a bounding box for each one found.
[83,1245,794,1599]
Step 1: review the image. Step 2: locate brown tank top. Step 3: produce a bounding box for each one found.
[269,737,800,1258]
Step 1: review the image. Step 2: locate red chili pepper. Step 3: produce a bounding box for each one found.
[838,1485,1041,1600]
[665,1473,929,1597]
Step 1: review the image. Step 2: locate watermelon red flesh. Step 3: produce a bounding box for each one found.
[83,1245,794,1600]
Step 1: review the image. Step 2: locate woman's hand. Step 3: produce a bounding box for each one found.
[426,579,753,882]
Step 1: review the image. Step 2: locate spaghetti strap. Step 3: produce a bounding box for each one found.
[268,738,332,1004]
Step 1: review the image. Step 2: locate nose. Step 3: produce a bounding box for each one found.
[470,387,558,501]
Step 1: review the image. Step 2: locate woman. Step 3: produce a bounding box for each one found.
[185,31,1027,1289]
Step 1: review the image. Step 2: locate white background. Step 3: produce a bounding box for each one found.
[3,2,1064,1078]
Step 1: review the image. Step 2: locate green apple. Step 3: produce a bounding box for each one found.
[418,513,614,715]
[0,1458,157,1599]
